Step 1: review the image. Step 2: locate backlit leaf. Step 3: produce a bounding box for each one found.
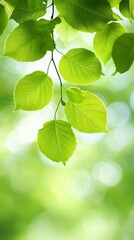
[94,23,125,64]
[112,33,134,73]
[59,48,102,85]
[4,19,55,61]
[14,71,53,111]
[38,120,77,164]
[65,90,108,133]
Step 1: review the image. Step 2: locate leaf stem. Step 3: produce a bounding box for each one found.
[48,0,64,119]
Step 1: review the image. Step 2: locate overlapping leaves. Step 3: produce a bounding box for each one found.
[1,0,132,164]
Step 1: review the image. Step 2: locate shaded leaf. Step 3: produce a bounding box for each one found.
[38,120,77,164]
[119,0,130,18]
[59,48,102,85]
[112,33,134,73]
[55,0,113,32]
[14,71,53,111]
[0,4,8,36]
[11,0,47,23]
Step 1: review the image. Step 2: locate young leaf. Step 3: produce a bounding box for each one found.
[112,33,134,73]
[11,0,47,23]
[56,17,78,43]
[65,90,108,133]
[66,87,84,103]
[119,0,130,18]
[94,23,126,64]
[4,20,54,61]
[59,48,102,85]
[38,120,77,164]
[55,0,113,32]
[14,71,53,111]
[0,4,8,36]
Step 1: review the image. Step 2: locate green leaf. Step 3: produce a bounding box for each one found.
[59,48,102,85]
[14,71,53,111]
[66,87,84,103]
[65,90,108,133]
[108,0,121,7]
[0,4,8,36]
[56,17,78,43]
[112,33,134,73]
[11,0,47,23]
[94,23,126,64]
[4,19,54,61]
[130,0,134,18]
[38,120,77,164]
[55,0,113,32]
[119,0,130,18]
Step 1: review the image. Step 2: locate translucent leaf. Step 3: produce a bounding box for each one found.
[94,23,125,64]
[112,33,134,73]
[11,0,47,23]
[66,87,84,103]
[0,4,8,36]
[59,48,102,85]
[56,17,78,43]
[55,0,113,32]
[38,120,77,164]
[14,71,53,111]
[4,19,55,61]
[65,90,108,133]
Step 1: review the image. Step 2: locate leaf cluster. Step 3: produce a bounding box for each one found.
[0,0,133,164]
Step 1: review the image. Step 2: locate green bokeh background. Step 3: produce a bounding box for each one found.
[0,20,134,240]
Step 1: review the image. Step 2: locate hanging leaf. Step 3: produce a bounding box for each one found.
[66,87,84,103]
[38,120,77,164]
[112,33,134,73]
[14,71,53,111]
[55,0,113,32]
[11,0,47,23]
[4,19,55,61]
[94,23,125,64]
[0,4,8,36]
[59,48,102,85]
[65,90,108,133]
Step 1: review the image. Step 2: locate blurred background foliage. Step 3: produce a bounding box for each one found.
[0,18,134,240]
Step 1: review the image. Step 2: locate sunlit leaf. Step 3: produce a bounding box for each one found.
[38,120,77,164]
[55,0,113,32]
[4,19,55,61]
[65,90,108,133]
[66,87,84,103]
[112,33,134,73]
[59,48,102,85]
[94,23,125,64]
[0,4,8,36]
[11,0,47,23]
[14,71,53,111]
